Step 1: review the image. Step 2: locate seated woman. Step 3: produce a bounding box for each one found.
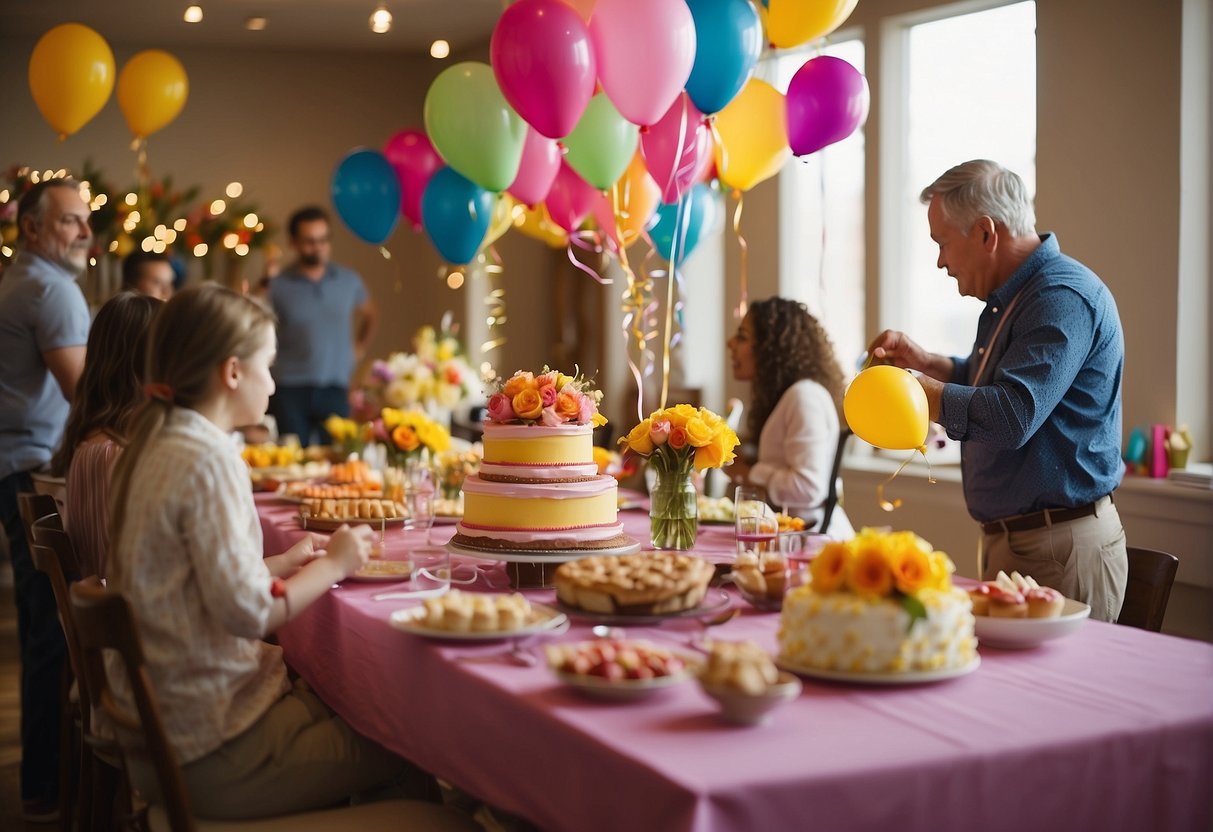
[726,297,854,538]
[106,284,431,820]
[51,292,162,578]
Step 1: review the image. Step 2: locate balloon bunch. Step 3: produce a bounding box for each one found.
[28,23,188,144]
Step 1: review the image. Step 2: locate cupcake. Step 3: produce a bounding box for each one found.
[1026,586,1065,619]
[987,585,1028,618]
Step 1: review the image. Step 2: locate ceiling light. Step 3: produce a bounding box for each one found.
[184,5,203,23]
[245,16,268,31]
[430,39,450,59]
[370,5,392,34]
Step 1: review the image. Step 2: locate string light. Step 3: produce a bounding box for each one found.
[430,40,450,59]
[210,199,226,215]
[243,213,258,228]
[370,4,392,33]
[125,192,138,206]
[446,271,464,289]
[184,5,203,24]
[245,17,267,31]
[193,243,209,256]
[173,217,187,231]
[225,182,243,198]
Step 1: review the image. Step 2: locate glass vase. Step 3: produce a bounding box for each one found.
[649,467,698,550]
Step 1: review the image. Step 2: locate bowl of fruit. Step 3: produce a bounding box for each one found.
[697,640,802,725]
[545,638,700,701]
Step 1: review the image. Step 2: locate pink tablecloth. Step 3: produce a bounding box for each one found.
[256,494,1213,832]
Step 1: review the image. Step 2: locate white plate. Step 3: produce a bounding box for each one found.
[778,655,981,685]
[446,540,642,564]
[554,588,731,626]
[974,598,1090,648]
[552,664,699,701]
[390,601,567,641]
[344,561,414,583]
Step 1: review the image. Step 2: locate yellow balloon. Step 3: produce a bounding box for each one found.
[843,365,929,451]
[713,79,790,193]
[482,193,515,249]
[767,0,860,49]
[514,203,568,249]
[117,50,189,139]
[28,23,115,140]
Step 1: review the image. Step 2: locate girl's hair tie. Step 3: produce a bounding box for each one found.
[144,382,174,404]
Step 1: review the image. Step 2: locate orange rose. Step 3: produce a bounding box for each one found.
[502,371,537,399]
[391,424,420,452]
[512,388,543,420]
[669,425,688,449]
[554,391,582,421]
[847,543,894,598]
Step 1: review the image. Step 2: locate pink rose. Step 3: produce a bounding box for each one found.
[649,419,671,445]
[577,395,596,424]
[487,392,515,423]
[540,405,563,426]
[539,383,558,407]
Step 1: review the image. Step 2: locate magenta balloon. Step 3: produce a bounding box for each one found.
[491,0,597,139]
[508,127,562,207]
[786,55,870,157]
[590,190,620,250]
[590,0,697,127]
[641,93,711,205]
[383,129,443,231]
[545,160,598,233]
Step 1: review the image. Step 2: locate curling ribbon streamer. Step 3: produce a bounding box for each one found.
[613,182,656,421]
[658,188,694,410]
[480,246,508,358]
[567,228,611,284]
[731,189,748,319]
[875,447,934,512]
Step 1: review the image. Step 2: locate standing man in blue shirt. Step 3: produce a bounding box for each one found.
[868,160,1128,622]
[0,177,92,821]
[264,206,378,446]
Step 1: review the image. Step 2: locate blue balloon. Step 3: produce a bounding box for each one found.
[331,149,401,245]
[684,0,764,115]
[421,166,495,265]
[646,183,722,266]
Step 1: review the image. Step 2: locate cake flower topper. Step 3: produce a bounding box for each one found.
[619,404,741,474]
[809,528,957,630]
[484,367,608,427]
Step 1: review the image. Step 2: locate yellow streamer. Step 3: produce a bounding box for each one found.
[731,190,748,319]
[613,181,653,421]
[875,446,935,512]
[480,246,507,359]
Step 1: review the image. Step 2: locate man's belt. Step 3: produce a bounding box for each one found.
[981,495,1111,535]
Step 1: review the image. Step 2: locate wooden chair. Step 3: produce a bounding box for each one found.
[17,490,61,541]
[819,428,852,534]
[69,578,479,832]
[1116,546,1179,632]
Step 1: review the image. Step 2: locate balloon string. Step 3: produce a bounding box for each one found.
[732,190,748,319]
[707,117,728,189]
[659,191,690,410]
[566,231,610,284]
[613,182,651,421]
[480,246,507,358]
[875,445,933,511]
[133,137,149,191]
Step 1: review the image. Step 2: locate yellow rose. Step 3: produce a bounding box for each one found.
[503,371,537,399]
[698,407,724,429]
[556,372,576,390]
[927,551,955,591]
[512,388,544,420]
[889,543,934,596]
[810,542,850,594]
[381,407,403,430]
[592,446,611,474]
[663,403,698,429]
[624,420,655,455]
[847,543,894,598]
[324,415,349,442]
[684,417,714,448]
[592,411,608,427]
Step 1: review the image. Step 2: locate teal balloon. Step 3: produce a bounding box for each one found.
[331,149,401,245]
[646,182,722,265]
[562,93,639,191]
[424,61,527,192]
[685,0,764,115]
[421,167,495,265]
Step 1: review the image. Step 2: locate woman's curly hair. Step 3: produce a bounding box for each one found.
[746,297,845,440]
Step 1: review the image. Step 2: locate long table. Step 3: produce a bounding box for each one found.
[256,493,1213,832]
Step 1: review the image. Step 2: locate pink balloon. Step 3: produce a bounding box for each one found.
[590,191,620,250]
[786,56,870,157]
[590,0,697,128]
[508,128,562,207]
[641,93,711,205]
[491,0,597,139]
[545,161,598,233]
[383,129,443,231]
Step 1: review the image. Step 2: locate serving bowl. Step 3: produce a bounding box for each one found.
[699,671,803,725]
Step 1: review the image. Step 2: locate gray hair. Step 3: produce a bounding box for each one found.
[919,160,1035,237]
[17,178,83,240]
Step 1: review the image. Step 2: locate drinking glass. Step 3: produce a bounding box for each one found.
[734,486,778,562]
[409,483,437,547]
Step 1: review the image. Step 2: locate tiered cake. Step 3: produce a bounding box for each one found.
[777,529,977,675]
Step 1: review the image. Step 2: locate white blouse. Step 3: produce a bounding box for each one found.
[109,407,288,764]
[748,379,853,538]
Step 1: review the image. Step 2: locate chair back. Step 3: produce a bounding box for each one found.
[818,428,852,533]
[70,577,196,832]
[30,537,87,703]
[17,490,61,542]
[1116,546,1179,632]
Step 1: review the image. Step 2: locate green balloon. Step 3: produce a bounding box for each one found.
[424,61,527,192]
[562,93,639,191]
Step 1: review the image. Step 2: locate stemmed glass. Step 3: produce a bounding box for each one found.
[734,486,778,562]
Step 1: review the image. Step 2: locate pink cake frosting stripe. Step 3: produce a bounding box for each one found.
[454,522,626,544]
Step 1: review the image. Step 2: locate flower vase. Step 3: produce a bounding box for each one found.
[649,468,698,550]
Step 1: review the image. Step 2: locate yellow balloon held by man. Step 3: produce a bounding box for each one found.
[28,23,115,140]
[843,365,929,452]
[117,49,189,139]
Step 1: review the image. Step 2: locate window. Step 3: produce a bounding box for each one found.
[884,1,1036,359]
[776,39,867,373]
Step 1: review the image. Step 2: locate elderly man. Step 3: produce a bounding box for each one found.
[263,206,377,446]
[0,177,91,821]
[868,159,1127,622]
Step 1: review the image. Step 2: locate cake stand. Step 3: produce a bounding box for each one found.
[446,540,642,589]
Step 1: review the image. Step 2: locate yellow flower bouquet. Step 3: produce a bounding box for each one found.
[809,528,957,629]
[619,404,740,550]
[378,407,451,467]
[323,414,373,458]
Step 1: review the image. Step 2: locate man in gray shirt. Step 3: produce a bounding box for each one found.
[0,177,91,821]
[263,206,378,446]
